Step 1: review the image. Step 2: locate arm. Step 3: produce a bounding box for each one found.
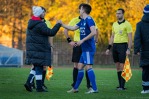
[109,32,114,45]
[48,37,54,52]
[46,20,54,51]
[95,28,99,43]
[105,32,114,55]
[40,22,61,36]
[63,29,76,46]
[46,20,54,47]
[77,26,96,46]
[128,33,132,49]
[64,29,69,38]
[126,22,133,55]
[126,33,132,55]
[62,24,79,31]
[94,22,99,43]
[134,23,141,54]
[48,37,53,47]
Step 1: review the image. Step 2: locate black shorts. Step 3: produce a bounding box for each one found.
[112,43,128,63]
[72,46,82,62]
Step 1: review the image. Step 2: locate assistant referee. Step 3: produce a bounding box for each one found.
[106,8,132,90]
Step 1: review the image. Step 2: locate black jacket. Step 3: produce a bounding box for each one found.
[134,14,149,67]
[25,19,61,66]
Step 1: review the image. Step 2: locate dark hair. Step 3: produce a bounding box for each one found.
[79,3,85,9]
[40,6,46,12]
[117,8,125,14]
[79,3,92,14]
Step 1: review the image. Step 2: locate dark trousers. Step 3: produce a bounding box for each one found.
[142,66,149,90]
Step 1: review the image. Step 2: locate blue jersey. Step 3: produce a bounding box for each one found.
[76,16,96,52]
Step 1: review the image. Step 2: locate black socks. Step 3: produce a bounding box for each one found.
[117,71,125,88]
[72,68,78,87]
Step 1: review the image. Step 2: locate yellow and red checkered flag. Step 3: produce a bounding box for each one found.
[46,66,53,80]
[121,57,132,82]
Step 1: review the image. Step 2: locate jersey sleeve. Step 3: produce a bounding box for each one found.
[94,22,98,29]
[126,22,133,34]
[45,20,52,28]
[86,17,95,27]
[68,18,76,26]
[112,23,115,33]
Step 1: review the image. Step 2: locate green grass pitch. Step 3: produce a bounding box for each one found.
[0,67,149,99]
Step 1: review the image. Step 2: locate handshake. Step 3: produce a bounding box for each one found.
[56,20,78,31]
[56,20,84,46]
[56,20,72,30]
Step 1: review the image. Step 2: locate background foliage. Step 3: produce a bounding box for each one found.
[0,0,147,49]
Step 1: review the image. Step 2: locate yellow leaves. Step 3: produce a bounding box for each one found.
[146,0,149,4]
[2,25,11,33]
[0,0,147,47]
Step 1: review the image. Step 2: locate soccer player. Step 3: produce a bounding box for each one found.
[105,8,132,90]
[61,3,98,94]
[64,16,99,92]
[134,4,149,94]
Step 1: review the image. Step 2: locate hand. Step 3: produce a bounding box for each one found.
[69,41,76,47]
[56,20,62,24]
[76,40,84,46]
[126,49,130,55]
[51,46,54,53]
[105,49,110,55]
[137,52,140,55]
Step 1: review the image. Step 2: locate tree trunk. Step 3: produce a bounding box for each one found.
[12,20,15,48]
[86,0,90,3]
[18,2,22,50]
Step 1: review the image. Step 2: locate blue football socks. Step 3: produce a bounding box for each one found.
[74,69,84,90]
[87,68,97,91]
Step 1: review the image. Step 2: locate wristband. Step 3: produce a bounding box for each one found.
[107,45,112,50]
[67,37,72,43]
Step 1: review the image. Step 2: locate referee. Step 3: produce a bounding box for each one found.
[106,8,132,90]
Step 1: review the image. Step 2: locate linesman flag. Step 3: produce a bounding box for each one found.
[121,57,132,82]
[46,66,53,80]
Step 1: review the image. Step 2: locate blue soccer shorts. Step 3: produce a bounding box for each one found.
[79,52,95,65]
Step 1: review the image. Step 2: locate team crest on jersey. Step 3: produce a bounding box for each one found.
[119,30,123,34]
